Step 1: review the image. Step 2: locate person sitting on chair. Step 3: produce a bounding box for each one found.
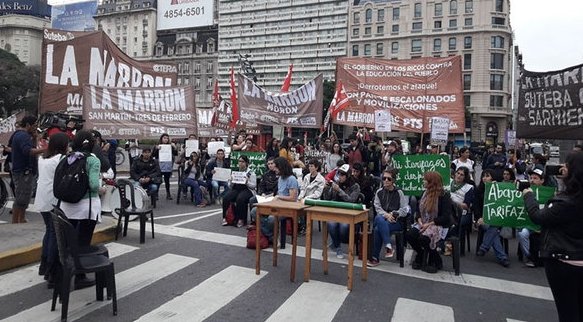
[205,149,231,204]
[367,169,409,267]
[222,155,256,228]
[130,146,162,204]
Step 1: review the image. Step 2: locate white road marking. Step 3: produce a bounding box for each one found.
[170,210,222,227]
[392,298,454,322]
[136,266,266,322]
[155,208,222,220]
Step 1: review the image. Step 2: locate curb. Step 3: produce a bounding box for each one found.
[0,222,118,273]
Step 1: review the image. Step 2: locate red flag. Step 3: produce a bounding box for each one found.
[229,67,239,129]
[323,80,350,130]
[280,64,293,93]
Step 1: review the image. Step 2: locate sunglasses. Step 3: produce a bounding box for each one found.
[383,177,393,181]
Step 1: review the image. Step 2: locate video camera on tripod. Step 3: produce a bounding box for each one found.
[38,112,85,132]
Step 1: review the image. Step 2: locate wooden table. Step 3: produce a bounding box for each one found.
[303,206,369,291]
[255,200,309,282]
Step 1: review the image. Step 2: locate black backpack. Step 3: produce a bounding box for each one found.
[53,153,89,203]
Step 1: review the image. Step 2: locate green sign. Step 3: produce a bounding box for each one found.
[483,182,555,231]
[230,151,266,176]
[393,154,451,196]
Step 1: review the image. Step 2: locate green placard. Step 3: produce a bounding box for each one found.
[483,182,555,231]
[230,151,266,176]
[393,154,451,196]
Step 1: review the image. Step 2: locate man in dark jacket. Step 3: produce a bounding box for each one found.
[484,144,507,182]
[204,148,230,203]
[258,157,278,196]
[130,146,162,201]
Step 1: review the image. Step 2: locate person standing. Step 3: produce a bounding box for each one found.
[484,144,507,182]
[10,115,46,223]
[153,133,178,200]
[522,151,583,322]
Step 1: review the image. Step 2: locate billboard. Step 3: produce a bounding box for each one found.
[335,56,465,133]
[517,63,583,139]
[40,29,177,114]
[156,0,214,31]
[51,1,97,32]
[0,0,51,19]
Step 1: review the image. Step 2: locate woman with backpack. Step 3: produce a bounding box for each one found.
[33,132,69,286]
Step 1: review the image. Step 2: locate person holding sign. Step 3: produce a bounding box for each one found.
[153,134,178,200]
[522,152,583,322]
[182,152,207,207]
[222,155,256,228]
[518,168,546,268]
[406,171,453,273]
[205,149,231,204]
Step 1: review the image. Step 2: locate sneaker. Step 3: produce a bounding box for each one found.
[385,247,394,258]
[525,260,536,268]
[367,259,380,267]
[221,218,228,226]
[336,248,345,259]
[476,249,486,257]
[236,220,244,228]
[499,259,510,268]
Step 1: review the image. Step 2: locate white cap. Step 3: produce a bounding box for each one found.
[338,164,350,174]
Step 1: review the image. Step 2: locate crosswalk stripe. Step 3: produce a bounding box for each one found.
[0,220,6,224]
[170,210,222,227]
[507,319,528,322]
[136,265,266,322]
[391,298,455,322]
[265,280,349,322]
[144,223,554,301]
[155,208,222,220]
[1,254,198,322]
[0,242,139,298]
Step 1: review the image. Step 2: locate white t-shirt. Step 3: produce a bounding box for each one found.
[452,158,475,173]
[33,154,62,212]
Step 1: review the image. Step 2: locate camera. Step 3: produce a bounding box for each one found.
[517,180,530,191]
[545,165,562,176]
[38,112,85,132]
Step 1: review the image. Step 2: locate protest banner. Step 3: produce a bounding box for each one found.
[0,111,25,145]
[230,151,266,176]
[40,29,177,114]
[517,63,583,139]
[430,117,450,145]
[82,85,197,139]
[196,108,228,137]
[237,73,323,128]
[304,148,329,168]
[335,56,464,133]
[393,154,451,196]
[483,182,555,231]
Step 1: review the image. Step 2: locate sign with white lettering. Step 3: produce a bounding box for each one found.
[51,1,97,31]
[393,154,451,196]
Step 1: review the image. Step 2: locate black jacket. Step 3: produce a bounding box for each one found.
[258,169,278,195]
[417,191,453,228]
[524,192,583,260]
[130,157,162,184]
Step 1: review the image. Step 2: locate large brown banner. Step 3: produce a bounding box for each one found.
[196,108,230,137]
[336,56,464,133]
[237,73,323,128]
[517,63,583,139]
[40,29,177,114]
[213,99,260,135]
[82,85,197,139]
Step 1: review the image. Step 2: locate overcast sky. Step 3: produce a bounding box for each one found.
[511,0,583,72]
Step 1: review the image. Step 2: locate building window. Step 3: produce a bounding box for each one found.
[448,37,456,50]
[377,9,385,22]
[393,7,400,20]
[376,43,383,55]
[465,0,473,13]
[491,36,505,48]
[433,38,442,51]
[391,42,399,54]
[434,20,442,29]
[492,17,505,26]
[435,3,443,16]
[196,43,203,53]
[353,28,359,37]
[352,45,359,56]
[184,62,190,72]
[463,74,471,90]
[365,27,372,35]
[412,22,422,31]
[377,25,384,34]
[495,0,503,12]
[411,39,422,52]
[392,24,399,33]
[465,18,473,26]
[353,12,360,24]
[491,53,504,69]
[208,42,215,53]
[365,9,372,23]
[207,62,213,73]
[450,0,458,14]
[464,94,471,107]
[414,3,422,18]
[490,74,504,90]
[464,36,472,49]
[464,53,472,69]
[490,95,504,107]
[449,19,457,28]
[364,44,371,56]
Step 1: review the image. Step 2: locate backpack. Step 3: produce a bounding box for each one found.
[53,153,90,203]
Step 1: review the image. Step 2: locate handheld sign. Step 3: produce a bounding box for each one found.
[212,168,232,182]
[185,139,199,156]
[230,151,266,176]
[158,144,172,162]
[430,117,450,145]
[207,141,225,156]
[393,154,451,196]
[375,110,391,132]
[483,182,555,231]
[231,171,248,184]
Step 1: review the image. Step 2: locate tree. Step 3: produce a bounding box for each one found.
[0,49,40,117]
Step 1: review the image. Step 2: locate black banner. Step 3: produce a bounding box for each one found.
[517,63,583,139]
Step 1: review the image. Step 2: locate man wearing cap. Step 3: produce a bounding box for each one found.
[322,163,361,259]
[10,115,46,223]
[518,167,546,267]
[130,146,162,205]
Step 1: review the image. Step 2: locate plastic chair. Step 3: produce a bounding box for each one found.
[51,209,117,322]
[445,206,463,275]
[114,179,154,244]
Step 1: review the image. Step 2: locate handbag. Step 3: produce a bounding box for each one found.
[246,226,269,249]
[225,204,235,225]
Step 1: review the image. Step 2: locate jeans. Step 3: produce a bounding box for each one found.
[40,211,58,270]
[372,215,402,260]
[518,228,530,258]
[210,180,230,201]
[327,222,349,249]
[183,178,203,205]
[479,225,508,261]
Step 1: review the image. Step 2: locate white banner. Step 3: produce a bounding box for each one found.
[157,0,213,31]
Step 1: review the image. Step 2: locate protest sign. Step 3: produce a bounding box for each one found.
[430,117,450,145]
[231,171,248,184]
[374,110,391,132]
[230,151,266,176]
[483,182,555,231]
[184,139,199,156]
[158,144,172,162]
[212,167,232,182]
[393,154,451,196]
[207,141,224,155]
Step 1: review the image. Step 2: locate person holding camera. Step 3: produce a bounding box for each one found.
[522,151,583,322]
[367,169,408,267]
